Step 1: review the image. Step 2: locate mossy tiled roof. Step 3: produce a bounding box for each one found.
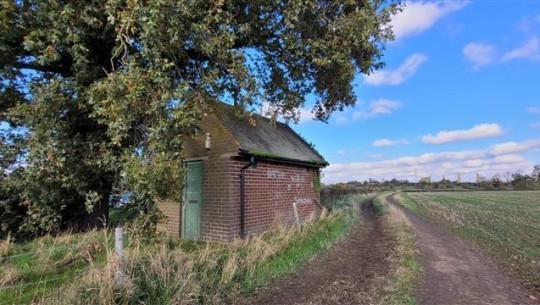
[213,103,327,166]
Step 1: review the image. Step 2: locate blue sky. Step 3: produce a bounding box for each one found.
[290,0,540,183]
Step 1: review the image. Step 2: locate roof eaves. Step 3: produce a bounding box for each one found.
[238,149,329,168]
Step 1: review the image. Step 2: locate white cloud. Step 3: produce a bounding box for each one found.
[422,123,503,144]
[464,159,487,168]
[336,149,357,156]
[501,37,540,62]
[297,107,316,123]
[463,42,497,69]
[516,15,540,33]
[372,138,410,147]
[354,99,403,119]
[492,154,526,164]
[391,1,469,40]
[335,115,349,124]
[463,37,540,68]
[489,138,540,155]
[368,99,403,116]
[323,138,540,183]
[367,154,385,160]
[373,139,395,147]
[531,122,540,128]
[364,53,428,86]
[527,106,540,114]
[334,99,403,124]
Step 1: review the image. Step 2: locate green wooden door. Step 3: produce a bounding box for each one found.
[183,161,203,239]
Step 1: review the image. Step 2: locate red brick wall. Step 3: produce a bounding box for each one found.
[156,200,181,237]
[230,158,321,237]
[158,155,322,241]
[199,155,234,241]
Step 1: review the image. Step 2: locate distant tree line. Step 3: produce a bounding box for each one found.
[321,165,540,196]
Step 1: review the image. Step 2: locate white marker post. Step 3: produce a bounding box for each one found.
[114,227,124,285]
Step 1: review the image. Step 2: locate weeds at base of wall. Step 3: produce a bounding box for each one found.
[374,194,422,305]
[38,209,355,305]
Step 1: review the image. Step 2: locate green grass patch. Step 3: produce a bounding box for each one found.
[374,194,421,305]
[108,207,140,227]
[398,191,540,294]
[239,210,355,292]
[321,192,373,210]
[372,195,387,215]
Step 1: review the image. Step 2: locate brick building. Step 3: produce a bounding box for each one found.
[158,102,328,241]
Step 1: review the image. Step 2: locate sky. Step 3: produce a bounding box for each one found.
[290,0,540,184]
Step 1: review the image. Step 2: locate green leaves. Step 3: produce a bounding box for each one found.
[0,0,399,237]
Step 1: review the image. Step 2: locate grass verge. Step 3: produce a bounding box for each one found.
[0,230,108,305]
[373,194,422,305]
[239,209,356,293]
[1,207,357,305]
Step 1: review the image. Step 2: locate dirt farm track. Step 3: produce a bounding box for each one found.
[233,196,538,305]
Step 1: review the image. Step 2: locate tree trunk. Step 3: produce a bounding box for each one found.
[76,187,111,232]
[80,200,109,230]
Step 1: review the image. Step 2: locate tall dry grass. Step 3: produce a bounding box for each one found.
[0,233,13,257]
[47,209,351,305]
[0,229,109,305]
[0,265,20,286]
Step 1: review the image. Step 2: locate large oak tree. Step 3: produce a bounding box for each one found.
[0,0,399,236]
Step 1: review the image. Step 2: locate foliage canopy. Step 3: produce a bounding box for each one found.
[0,0,399,237]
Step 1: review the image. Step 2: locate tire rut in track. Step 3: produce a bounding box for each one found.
[232,199,395,305]
[387,193,536,305]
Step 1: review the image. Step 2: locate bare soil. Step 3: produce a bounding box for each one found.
[388,194,538,305]
[231,200,395,305]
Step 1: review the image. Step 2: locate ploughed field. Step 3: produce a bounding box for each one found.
[397,190,540,294]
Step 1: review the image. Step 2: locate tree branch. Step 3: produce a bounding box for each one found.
[12,59,73,77]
